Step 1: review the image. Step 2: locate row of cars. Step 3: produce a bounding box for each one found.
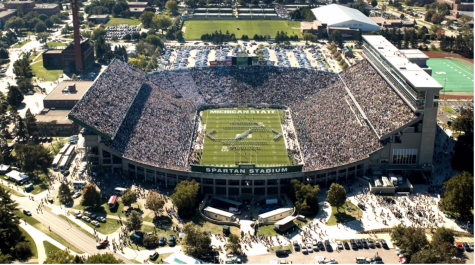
[289,238,388,254]
[74,210,106,227]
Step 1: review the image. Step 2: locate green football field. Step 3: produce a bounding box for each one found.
[427,58,474,93]
[183,20,302,39]
[200,108,292,167]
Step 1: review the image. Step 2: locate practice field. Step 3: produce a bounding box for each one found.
[427,58,474,94]
[200,108,292,167]
[183,20,302,39]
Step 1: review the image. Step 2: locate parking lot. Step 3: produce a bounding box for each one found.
[437,100,473,125]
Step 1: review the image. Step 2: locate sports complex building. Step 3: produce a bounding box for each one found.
[69,35,442,198]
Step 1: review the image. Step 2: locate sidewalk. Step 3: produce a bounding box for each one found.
[19,222,82,263]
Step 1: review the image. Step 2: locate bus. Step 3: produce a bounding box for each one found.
[108,195,117,209]
[52,154,63,171]
[114,187,127,194]
[59,156,70,172]
[72,181,86,190]
[64,145,76,157]
[58,143,71,155]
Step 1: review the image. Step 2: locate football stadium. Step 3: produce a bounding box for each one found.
[69,35,442,198]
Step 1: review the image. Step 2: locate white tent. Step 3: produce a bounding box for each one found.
[6,170,28,183]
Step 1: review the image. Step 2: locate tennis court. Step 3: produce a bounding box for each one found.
[426,58,474,93]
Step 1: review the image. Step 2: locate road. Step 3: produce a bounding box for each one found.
[15,194,133,264]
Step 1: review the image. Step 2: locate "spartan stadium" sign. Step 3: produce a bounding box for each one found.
[190,164,303,174]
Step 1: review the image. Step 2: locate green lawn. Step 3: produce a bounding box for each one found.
[183,20,302,39]
[31,61,63,81]
[144,213,174,227]
[47,137,69,155]
[200,108,291,167]
[14,210,85,254]
[427,58,474,93]
[0,181,27,197]
[268,244,292,252]
[19,226,38,260]
[442,107,455,113]
[73,197,127,217]
[183,212,240,236]
[46,41,68,47]
[13,39,31,48]
[43,241,61,257]
[57,215,96,239]
[149,252,172,264]
[257,224,278,237]
[80,217,122,235]
[326,201,362,226]
[105,17,141,26]
[142,225,179,244]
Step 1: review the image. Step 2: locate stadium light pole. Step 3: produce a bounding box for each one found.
[443,78,448,96]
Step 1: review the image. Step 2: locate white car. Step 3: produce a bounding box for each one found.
[91,220,100,227]
[337,241,343,249]
[82,216,91,222]
[306,243,313,253]
[73,192,81,198]
[96,216,106,223]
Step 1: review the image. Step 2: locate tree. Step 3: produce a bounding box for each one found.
[146,191,165,217]
[0,249,12,264]
[371,0,378,7]
[151,15,172,31]
[451,109,473,135]
[431,227,455,246]
[326,183,346,212]
[37,32,50,43]
[121,188,138,207]
[182,222,212,258]
[143,234,160,249]
[6,85,24,106]
[170,179,200,218]
[5,17,25,33]
[84,253,123,264]
[35,21,47,33]
[125,210,143,233]
[58,182,72,203]
[14,143,53,174]
[43,249,83,264]
[145,35,163,47]
[140,11,155,28]
[81,184,101,207]
[24,108,37,136]
[289,179,320,215]
[439,172,474,220]
[226,234,241,254]
[390,224,429,255]
[13,53,33,79]
[329,30,343,48]
[303,33,317,44]
[0,187,22,256]
[165,0,178,14]
[13,242,32,260]
[45,19,54,28]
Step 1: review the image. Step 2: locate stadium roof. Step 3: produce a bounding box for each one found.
[311,4,380,32]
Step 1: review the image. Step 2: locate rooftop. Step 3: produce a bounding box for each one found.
[363,35,442,90]
[0,9,16,17]
[44,81,93,101]
[311,4,379,30]
[89,14,109,18]
[258,207,293,219]
[399,49,429,60]
[129,7,145,12]
[43,49,63,54]
[127,1,149,5]
[35,109,73,124]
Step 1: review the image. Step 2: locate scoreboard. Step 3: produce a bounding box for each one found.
[231,56,259,66]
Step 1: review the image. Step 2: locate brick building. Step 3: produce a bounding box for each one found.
[0,0,60,16]
[0,10,16,29]
[43,38,94,72]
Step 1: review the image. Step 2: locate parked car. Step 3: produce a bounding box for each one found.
[73,192,81,198]
[343,241,350,250]
[367,238,375,248]
[96,240,109,248]
[306,243,313,253]
[23,209,31,216]
[463,242,471,252]
[91,220,100,227]
[336,241,343,250]
[168,235,175,246]
[301,244,308,253]
[324,240,332,252]
[159,236,166,246]
[317,241,325,251]
[82,216,91,222]
[361,239,369,249]
[275,249,287,257]
[97,216,106,223]
[90,214,97,220]
[356,239,362,249]
[149,252,158,260]
[293,240,300,251]
[380,239,388,248]
[456,242,464,251]
[75,213,82,219]
[375,240,381,248]
[370,256,383,264]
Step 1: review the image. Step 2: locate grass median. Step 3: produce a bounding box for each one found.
[15,210,85,254]
[326,201,362,226]
[43,241,61,257]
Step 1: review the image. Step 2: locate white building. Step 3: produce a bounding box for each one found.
[258,207,293,225]
[203,206,235,222]
[311,4,380,32]
[5,170,28,184]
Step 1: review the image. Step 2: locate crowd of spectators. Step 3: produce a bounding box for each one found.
[69,59,145,138]
[275,4,289,18]
[73,61,417,172]
[340,60,417,136]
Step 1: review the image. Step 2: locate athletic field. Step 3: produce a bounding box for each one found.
[427,58,474,94]
[200,108,292,167]
[183,20,302,39]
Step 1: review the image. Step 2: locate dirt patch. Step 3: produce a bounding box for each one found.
[440,94,474,99]
[424,51,474,64]
[181,26,186,33]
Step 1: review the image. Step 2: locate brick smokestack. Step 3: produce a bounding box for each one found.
[71,0,83,72]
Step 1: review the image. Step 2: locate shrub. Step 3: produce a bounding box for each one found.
[14,242,32,260]
[143,234,160,249]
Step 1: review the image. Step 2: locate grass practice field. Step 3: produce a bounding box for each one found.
[183,20,302,39]
[427,58,474,94]
[200,108,291,167]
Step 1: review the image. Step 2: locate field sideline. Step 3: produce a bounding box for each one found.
[427,58,474,94]
[200,108,291,167]
[183,20,302,39]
